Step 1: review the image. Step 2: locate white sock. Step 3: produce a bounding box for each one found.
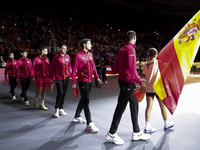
[41,100,44,105]
[35,98,38,101]
[164,120,168,126]
[146,121,151,127]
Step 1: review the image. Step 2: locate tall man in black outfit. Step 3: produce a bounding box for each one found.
[105,31,150,145]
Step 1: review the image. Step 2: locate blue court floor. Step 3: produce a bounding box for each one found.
[0,75,200,150]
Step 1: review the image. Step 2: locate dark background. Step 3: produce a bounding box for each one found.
[1,0,200,60]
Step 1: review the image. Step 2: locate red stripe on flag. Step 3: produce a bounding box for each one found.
[158,39,185,114]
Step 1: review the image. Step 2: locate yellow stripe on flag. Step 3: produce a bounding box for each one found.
[174,11,200,81]
[154,10,200,103]
[153,75,167,100]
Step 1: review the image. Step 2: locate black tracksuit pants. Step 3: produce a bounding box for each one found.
[9,76,17,96]
[109,79,140,134]
[55,77,69,109]
[75,81,92,125]
[20,77,31,101]
[102,68,107,82]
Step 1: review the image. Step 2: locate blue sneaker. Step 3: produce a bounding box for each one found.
[164,121,174,131]
[144,126,156,133]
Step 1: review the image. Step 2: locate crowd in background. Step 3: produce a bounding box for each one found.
[0,9,179,64]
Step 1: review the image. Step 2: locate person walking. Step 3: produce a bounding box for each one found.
[101,56,107,84]
[50,44,71,118]
[4,53,17,100]
[32,46,50,110]
[94,52,102,88]
[142,48,174,133]
[105,31,150,145]
[71,38,102,132]
[16,50,32,106]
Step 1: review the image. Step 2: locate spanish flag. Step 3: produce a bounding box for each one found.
[153,11,200,114]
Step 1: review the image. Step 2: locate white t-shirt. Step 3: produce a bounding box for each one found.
[142,58,160,93]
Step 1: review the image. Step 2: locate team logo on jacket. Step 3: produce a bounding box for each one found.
[129,54,135,57]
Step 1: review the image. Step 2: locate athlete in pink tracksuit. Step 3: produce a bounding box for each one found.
[4,53,17,100]
[49,44,72,118]
[16,50,33,106]
[72,38,102,132]
[32,46,50,110]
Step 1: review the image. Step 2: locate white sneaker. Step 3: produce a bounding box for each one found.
[25,101,29,106]
[144,125,156,133]
[132,131,150,140]
[86,122,99,132]
[54,108,59,118]
[105,132,124,145]
[59,109,67,116]
[72,116,86,124]
[164,121,174,131]
[12,95,16,100]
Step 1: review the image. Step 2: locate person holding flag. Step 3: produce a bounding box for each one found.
[142,48,174,133]
[105,31,150,145]
[71,38,102,132]
[4,52,17,100]
[32,46,50,110]
[49,44,71,118]
[16,50,33,106]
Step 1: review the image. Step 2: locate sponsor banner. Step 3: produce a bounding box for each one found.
[0,68,5,84]
[106,65,118,74]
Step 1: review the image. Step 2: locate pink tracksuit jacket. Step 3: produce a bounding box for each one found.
[32,55,50,79]
[72,50,99,84]
[4,59,17,78]
[49,52,71,80]
[116,42,142,84]
[16,57,33,78]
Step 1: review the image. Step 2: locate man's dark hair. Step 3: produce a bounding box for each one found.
[125,30,136,42]
[80,38,91,48]
[60,43,67,48]
[9,52,14,55]
[21,49,27,53]
[41,46,48,52]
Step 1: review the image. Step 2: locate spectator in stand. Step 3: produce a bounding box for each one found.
[0,36,4,43]
[94,52,102,88]
[0,56,5,63]
[136,57,140,75]
[139,58,146,76]
[101,56,107,84]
